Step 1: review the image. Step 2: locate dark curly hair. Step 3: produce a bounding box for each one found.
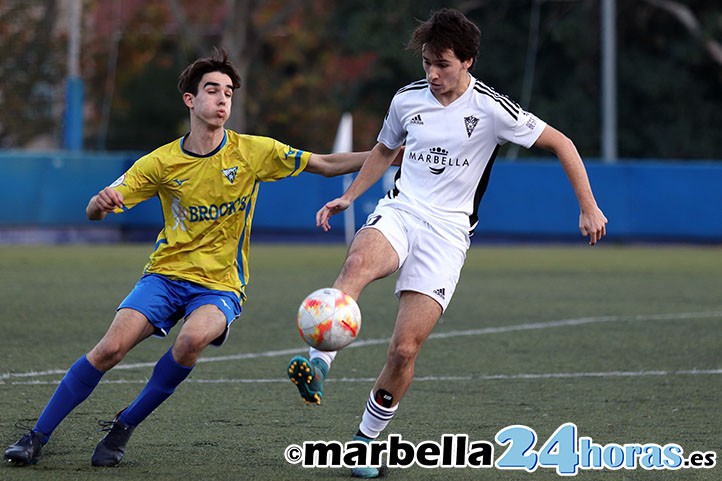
[407,8,481,70]
[177,47,242,95]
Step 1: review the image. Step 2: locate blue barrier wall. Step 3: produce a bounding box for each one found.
[254,161,722,242]
[1,151,720,242]
[475,161,722,242]
[0,151,160,228]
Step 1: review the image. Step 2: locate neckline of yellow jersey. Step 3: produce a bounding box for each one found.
[179,129,228,158]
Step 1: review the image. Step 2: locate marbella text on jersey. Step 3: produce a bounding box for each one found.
[407,149,470,168]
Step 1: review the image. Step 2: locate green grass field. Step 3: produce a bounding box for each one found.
[1,243,720,480]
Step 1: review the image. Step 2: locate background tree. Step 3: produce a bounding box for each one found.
[618,0,722,158]
[0,1,63,148]
[167,0,308,135]
[1,0,720,159]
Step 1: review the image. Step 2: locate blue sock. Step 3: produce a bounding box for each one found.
[34,355,105,443]
[119,348,193,427]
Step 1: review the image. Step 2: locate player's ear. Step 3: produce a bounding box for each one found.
[182,92,195,109]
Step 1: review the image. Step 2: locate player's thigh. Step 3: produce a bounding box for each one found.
[175,304,228,351]
[346,227,400,279]
[389,291,442,353]
[88,308,155,369]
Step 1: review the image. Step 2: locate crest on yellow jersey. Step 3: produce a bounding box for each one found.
[222,167,238,184]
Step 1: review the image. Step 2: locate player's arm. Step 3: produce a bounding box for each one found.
[86,187,124,221]
[533,125,608,245]
[305,151,370,177]
[316,142,400,231]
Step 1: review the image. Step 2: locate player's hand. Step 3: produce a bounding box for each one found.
[316,197,351,232]
[579,207,608,245]
[95,187,125,213]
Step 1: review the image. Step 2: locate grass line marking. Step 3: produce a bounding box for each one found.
[4,368,721,385]
[2,310,720,381]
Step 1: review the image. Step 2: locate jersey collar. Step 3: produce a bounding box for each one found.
[180,129,228,158]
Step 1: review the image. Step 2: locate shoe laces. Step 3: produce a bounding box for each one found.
[97,419,116,433]
[95,418,134,452]
[97,408,128,433]
[13,422,34,434]
[11,422,44,446]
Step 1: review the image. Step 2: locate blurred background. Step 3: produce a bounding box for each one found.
[1,0,721,243]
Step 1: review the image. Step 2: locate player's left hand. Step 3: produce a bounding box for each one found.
[579,207,608,245]
[95,187,125,213]
[316,197,351,232]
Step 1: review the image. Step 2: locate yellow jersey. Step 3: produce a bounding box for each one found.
[109,130,311,300]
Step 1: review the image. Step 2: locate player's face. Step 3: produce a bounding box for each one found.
[422,47,472,104]
[186,71,234,128]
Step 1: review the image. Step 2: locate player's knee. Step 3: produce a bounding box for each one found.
[339,251,368,278]
[338,252,384,290]
[387,339,420,368]
[172,332,207,365]
[88,341,127,371]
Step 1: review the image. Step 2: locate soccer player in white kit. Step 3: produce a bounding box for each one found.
[288,8,608,478]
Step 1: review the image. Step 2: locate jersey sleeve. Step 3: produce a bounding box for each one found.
[245,136,311,182]
[493,101,547,149]
[109,153,162,213]
[377,96,406,150]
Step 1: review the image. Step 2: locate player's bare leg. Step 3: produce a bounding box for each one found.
[92,306,226,467]
[333,228,399,299]
[88,309,157,370]
[4,310,154,467]
[372,291,441,405]
[288,228,399,404]
[352,291,441,478]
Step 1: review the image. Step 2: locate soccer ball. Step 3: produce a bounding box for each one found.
[297,288,362,351]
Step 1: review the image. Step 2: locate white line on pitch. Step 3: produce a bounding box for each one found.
[4,368,722,386]
[1,310,720,381]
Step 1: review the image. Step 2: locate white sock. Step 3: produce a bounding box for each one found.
[309,347,336,368]
[358,390,398,439]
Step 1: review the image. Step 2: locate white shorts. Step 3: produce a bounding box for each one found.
[359,205,469,311]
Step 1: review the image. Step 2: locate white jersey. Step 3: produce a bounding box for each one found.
[377,74,547,234]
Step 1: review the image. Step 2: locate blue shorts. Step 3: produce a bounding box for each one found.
[118,273,242,347]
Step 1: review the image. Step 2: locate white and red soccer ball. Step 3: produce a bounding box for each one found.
[297,288,362,351]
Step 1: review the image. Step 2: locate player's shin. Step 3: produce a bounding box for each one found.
[35,355,105,442]
[118,348,193,427]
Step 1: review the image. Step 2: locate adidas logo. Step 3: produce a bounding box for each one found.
[409,114,424,125]
[433,288,446,300]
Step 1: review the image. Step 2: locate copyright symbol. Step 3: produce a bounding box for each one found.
[284,444,303,464]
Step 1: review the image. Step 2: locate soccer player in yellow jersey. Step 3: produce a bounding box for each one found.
[4,48,368,468]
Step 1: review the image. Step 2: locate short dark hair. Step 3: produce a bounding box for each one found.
[407,8,481,70]
[177,47,242,95]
